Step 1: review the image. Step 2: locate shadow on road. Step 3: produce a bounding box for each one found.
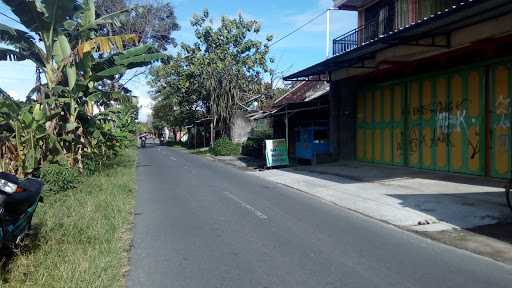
[469,222,512,244]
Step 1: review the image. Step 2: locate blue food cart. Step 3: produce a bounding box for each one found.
[295,126,330,161]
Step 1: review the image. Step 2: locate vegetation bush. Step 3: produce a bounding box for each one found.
[40,162,81,193]
[82,157,100,177]
[241,129,273,159]
[209,137,241,156]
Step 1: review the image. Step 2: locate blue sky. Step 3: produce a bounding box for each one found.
[0,0,356,121]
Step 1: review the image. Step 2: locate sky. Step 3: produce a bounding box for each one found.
[0,0,357,122]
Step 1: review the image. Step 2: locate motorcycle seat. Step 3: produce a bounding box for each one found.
[19,178,43,194]
[3,178,42,216]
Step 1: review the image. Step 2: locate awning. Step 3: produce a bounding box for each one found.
[265,104,329,118]
[284,0,512,81]
[246,110,278,120]
[263,97,329,119]
[304,82,329,102]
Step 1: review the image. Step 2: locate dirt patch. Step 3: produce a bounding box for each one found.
[416,222,512,265]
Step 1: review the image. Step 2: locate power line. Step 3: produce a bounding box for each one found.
[269,9,327,48]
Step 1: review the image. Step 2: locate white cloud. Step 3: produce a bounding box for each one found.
[126,77,153,122]
[280,3,329,34]
[282,0,333,33]
[319,0,335,9]
[7,90,19,100]
[234,10,260,21]
[283,10,326,33]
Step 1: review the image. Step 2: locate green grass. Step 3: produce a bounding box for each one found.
[2,149,137,288]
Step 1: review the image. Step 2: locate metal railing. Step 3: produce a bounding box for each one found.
[332,0,466,56]
[333,12,393,56]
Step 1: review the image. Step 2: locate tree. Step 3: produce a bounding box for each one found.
[94,0,180,108]
[190,10,273,141]
[149,52,205,141]
[148,10,274,145]
[0,0,165,175]
[95,0,180,51]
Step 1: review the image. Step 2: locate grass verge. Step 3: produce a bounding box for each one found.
[1,148,137,288]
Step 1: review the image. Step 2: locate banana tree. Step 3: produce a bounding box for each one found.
[0,95,56,176]
[0,0,164,174]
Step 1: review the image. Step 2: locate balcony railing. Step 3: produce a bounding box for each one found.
[332,0,465,56]
[333,12,394,56]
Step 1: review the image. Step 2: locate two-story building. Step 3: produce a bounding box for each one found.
[285,0,512,178]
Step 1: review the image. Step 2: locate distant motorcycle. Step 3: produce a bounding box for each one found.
[0,172,43,249]
[139,135,147,148]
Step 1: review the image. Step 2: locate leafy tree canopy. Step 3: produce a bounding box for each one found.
[149,9,275,138]
[95,0,180,50]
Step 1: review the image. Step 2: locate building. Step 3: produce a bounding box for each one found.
[285,0,512,178]
[266,81,331,162]
[186,111,264,148]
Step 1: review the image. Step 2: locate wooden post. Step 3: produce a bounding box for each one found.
[203,121,206,148]
[210,118,214,147]
[285,106,289,144]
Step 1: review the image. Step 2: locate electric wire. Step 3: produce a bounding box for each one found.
[269,9,327,48]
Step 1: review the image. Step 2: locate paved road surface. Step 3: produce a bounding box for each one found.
[127,145,512,288]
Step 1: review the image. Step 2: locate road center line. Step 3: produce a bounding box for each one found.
[223,191,268,220]
[169,157,177,160]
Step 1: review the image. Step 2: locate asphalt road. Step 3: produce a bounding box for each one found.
[127,145,512,288]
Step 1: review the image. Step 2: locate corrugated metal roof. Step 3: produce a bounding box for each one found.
[274,81,329,106]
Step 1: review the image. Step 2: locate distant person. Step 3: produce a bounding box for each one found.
[139,132,149,147]
[164,127,170,142]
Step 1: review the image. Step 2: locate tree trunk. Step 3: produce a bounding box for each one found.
[210,115,215,147]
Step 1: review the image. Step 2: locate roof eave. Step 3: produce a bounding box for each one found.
[334,0,367,11]
[284,0,512,81]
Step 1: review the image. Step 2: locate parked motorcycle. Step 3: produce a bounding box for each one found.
[506,181,512,212]
[0,172,43,249]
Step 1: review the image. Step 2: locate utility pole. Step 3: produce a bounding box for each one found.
[326,8,340,59]
[325,8,330,58]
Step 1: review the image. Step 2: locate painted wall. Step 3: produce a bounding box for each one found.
[230,111,255,144]
[351,59,512,178]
